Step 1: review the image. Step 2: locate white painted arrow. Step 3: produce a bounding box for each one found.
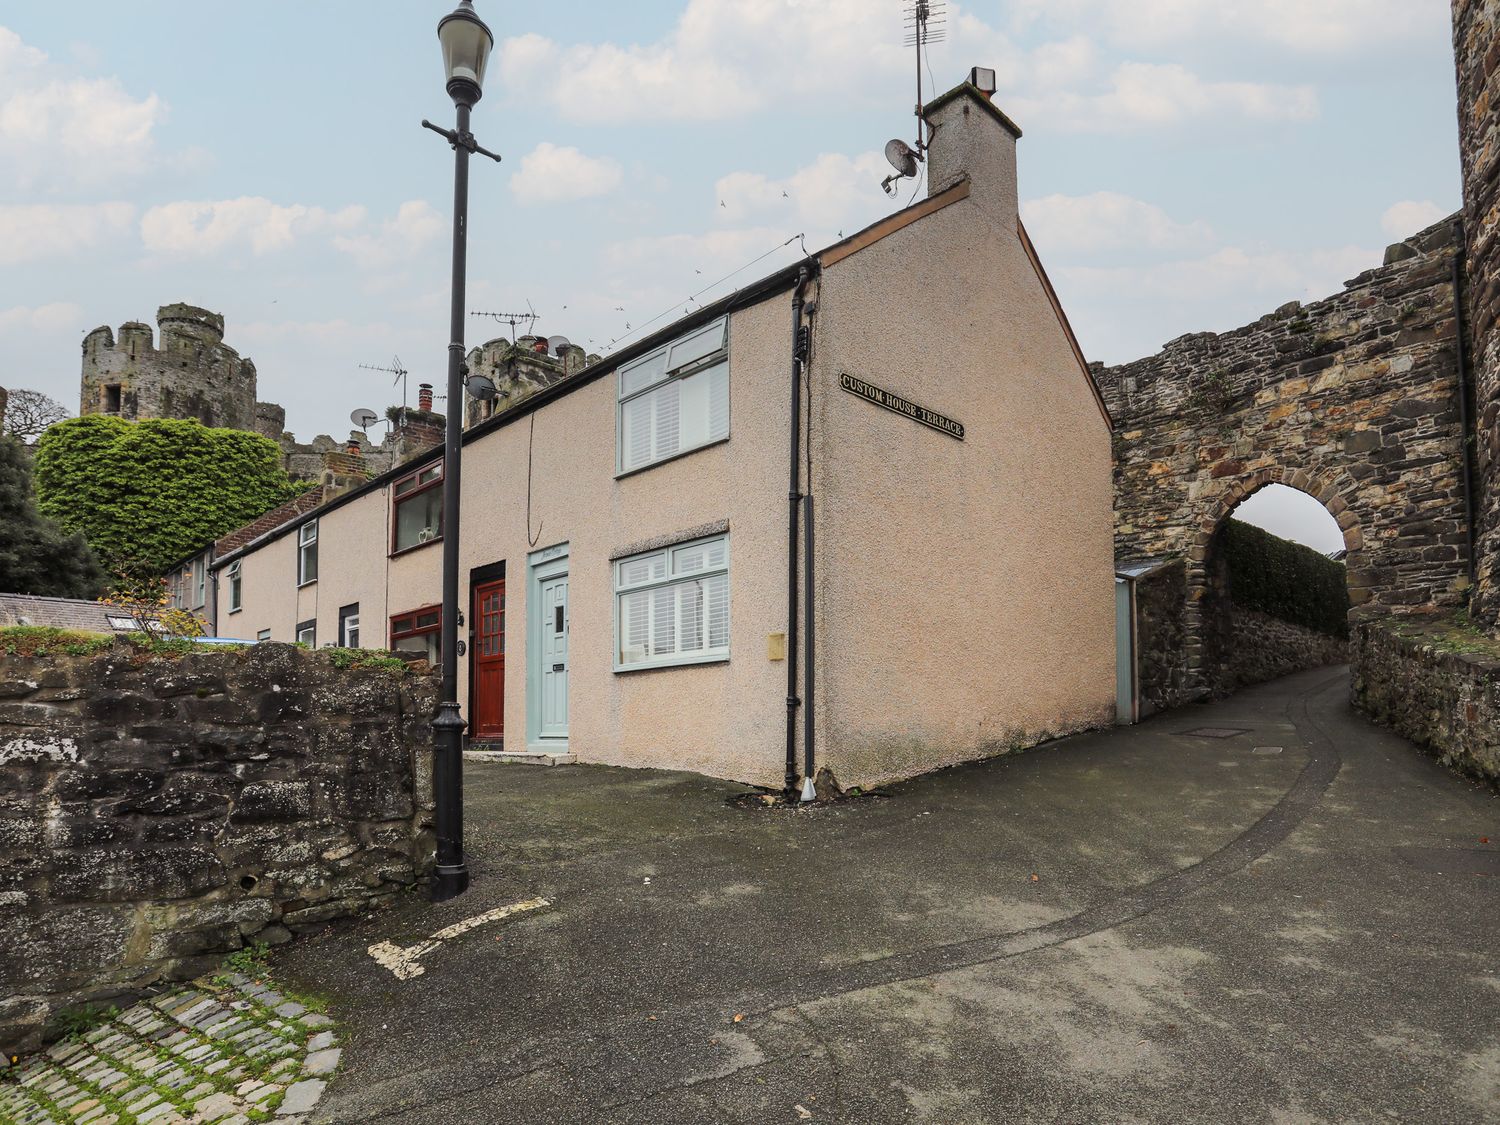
[367,897,550,980]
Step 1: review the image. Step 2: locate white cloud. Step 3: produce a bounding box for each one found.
[0,26,165,192]
[716,151,891,230]
[0,301,84,335]
[1021,192,1213,254]
[1008,0,1445,54]
[510,143,624,205]
[498,0,912,123]
[332,200,445,267]
[1381,199,1450,239]
[0,202,135,265]
[1011,62,1317,132]
[139,197,364,257]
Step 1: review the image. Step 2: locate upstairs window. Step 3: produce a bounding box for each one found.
[393,462,443,553]
[615,534,730,670]
[103,384,121,413]
[192,556,207,609]
[617,317,729,474]
[227,561,242,613]
[297,521,319,585]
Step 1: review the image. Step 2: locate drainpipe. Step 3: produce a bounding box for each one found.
[785,265,810,796]
[1452,219,1478,587]
[802,494,816,801]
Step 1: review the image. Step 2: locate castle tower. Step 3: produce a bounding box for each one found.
[79,303,263,432]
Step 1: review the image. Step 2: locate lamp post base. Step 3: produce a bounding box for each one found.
[432,861,471,902]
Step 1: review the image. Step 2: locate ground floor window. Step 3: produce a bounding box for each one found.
[615,533,729,670]
[339,602,360,648]
[256,628,271,642]
[391,605,441,665]
[296,619,316,646]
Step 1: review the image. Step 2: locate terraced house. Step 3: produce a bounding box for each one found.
[207,77,1118,789]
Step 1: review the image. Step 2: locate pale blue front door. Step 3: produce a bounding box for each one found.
[538,573,569,739]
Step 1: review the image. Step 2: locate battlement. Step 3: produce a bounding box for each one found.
[80,303,258,432]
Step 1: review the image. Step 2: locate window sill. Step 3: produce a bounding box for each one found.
[614,652,729,675]
[227,607,242,615]
[297,579,317,589]
[391,537,444,559]
[615,436,729,481]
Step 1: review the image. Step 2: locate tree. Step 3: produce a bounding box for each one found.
[1,388,68,442]
[0,435,104,597]
[32,416,310,579]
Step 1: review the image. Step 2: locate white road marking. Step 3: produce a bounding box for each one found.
[367,897,550,980]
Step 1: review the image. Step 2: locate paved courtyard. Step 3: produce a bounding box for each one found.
[275,667,1499,1124]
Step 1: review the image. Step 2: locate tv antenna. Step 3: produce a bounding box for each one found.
[881,1,945,196]
[471,301,540,344]
[359,356,410,413]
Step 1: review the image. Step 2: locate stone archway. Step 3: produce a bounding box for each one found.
[1185,467,1364,691]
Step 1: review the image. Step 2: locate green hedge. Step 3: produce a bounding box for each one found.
[1221,518,1349,638]
[33,416,310,578]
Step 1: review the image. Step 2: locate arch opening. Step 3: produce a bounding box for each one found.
[1198,482,1354,696]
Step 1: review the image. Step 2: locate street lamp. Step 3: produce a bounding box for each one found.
[424,0,501,903]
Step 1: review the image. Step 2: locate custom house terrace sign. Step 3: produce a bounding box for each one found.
[839,372,965,440]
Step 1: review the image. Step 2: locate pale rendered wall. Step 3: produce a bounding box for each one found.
[808,189,1116,787]
[216,297,794,787]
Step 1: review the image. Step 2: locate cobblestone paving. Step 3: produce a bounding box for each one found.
[0,974,340,1125]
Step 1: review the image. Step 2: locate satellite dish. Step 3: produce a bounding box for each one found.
[547,334,571,356]
[465,372,500,401]
[350,407,379,430]
[884,138,919,178]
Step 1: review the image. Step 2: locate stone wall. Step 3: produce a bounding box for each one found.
[0,642,436,1054]
[1351,615,1500,786]
[1102,218,1471,691]
[1228,608,1348,692]
[1134,560,1188,717]
[1455,1,1500,624]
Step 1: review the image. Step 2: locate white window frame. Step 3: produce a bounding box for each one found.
[227,560,242,613]
[616,317,730,475]
[613,533,730,672]
[192,556,206,609]
[256,628,271,642]
[296,619,316,646]
[297,520,318,586]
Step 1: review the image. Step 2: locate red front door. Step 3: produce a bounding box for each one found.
[472,578,505,740]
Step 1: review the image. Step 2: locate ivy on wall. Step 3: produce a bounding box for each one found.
[33,416,310,578]
[1221,518,1350,639]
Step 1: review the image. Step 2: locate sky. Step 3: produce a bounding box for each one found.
[0,1,1459,551]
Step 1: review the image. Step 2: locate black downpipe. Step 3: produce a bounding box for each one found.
[785,266,809,794]
[803,495,815,789]
[1453,220,1479,586]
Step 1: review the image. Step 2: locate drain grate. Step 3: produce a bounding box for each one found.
[1179,727,1250,739]
[1251,746,1284,755]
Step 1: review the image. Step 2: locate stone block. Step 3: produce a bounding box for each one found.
[232,780,313,822]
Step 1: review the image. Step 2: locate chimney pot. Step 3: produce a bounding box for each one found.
[418,383,434,412]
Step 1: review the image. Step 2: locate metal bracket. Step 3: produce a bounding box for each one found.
[421,119,503,163]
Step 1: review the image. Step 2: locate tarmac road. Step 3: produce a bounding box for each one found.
[276,667,1500,1124]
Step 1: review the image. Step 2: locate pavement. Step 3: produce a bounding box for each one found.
[274,667,1500,1124]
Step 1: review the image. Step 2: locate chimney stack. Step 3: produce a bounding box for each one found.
[923,70,1022,228]
[418,383,434,412]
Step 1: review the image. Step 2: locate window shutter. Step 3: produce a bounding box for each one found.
[707,361,729,442]
[653,380,681,462]
[706,573,729,648]
[621,590,650,662]
[652,586,677,657]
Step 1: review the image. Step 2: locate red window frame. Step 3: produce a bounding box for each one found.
[390,604,442,663]
[390,460,444,556]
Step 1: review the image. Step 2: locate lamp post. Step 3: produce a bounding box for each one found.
[424,0,501,903]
